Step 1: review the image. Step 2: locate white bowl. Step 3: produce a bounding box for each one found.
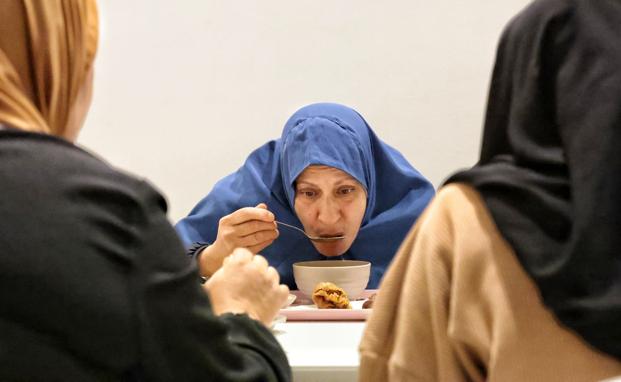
[292,260,371,299]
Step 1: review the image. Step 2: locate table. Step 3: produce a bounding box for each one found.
[274,321,366,382]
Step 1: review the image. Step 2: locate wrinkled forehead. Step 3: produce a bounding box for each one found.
[295,165,363,186]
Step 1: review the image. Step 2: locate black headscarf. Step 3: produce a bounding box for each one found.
[447,0,621,359]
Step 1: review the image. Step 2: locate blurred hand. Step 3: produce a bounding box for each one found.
[205,248,289,327]
[198,203,278,276]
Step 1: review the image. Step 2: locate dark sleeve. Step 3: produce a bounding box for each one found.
[552,4,621,356]
[130,182,291,381]
[187,241,210,261]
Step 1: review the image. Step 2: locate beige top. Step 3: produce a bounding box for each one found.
[359,184,621,381]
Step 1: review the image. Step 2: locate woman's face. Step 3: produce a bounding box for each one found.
[294,165,367,257]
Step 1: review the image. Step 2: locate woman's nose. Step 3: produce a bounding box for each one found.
[317,197,340,225]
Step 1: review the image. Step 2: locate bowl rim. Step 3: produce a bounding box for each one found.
[292,260,370,268]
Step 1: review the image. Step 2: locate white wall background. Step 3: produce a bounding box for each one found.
[80,0,531,222]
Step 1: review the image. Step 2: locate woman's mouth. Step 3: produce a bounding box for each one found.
[315,231,345,238]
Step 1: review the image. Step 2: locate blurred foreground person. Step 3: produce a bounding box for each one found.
[0,1,290,380]
[360,0,621,380]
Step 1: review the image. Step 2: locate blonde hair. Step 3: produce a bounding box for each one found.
[0,0,98,136]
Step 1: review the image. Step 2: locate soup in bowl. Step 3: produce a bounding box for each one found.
[292,260,371,299]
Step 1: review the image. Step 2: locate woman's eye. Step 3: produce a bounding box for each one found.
[297,190,317,198]
[338,187,355,195]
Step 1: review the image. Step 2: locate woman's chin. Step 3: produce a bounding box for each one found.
[313,241,350,257]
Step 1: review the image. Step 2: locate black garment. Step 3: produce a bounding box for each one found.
[447,0,621,359]
[0,127,291,381]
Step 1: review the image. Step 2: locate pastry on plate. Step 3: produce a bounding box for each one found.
[312,282,351,309]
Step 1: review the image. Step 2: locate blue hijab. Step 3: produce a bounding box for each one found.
[176,103,434,288]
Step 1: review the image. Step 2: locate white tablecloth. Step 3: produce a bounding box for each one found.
[274,321,366,382]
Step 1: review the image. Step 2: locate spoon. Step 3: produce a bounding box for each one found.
[275,221,345,242]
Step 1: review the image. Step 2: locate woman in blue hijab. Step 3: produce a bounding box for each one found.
[176,103,434,289]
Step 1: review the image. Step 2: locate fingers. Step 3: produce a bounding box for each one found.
[234,220,278,238]
[279,284,289,295]
[251,254,269,271]
[247,239,275,254]
[277,284,290,301]
[224,247,253,266]
[224,252,279,284]
[225,206,274,225]
[217,205,277,253]
[266,265,280,284]
[221,251,282,288]
[208,247,288,324]
[238,228,279,248]
[223,250,271,274]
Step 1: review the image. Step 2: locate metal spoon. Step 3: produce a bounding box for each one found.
[275,221,345,242]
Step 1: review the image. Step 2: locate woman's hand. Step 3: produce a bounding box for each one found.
[214,203,279,254]
[205,248,289,327]
[198,203,279,276]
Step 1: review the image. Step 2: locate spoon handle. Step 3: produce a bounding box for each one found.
[275,220,345,242]
[275,221,309,237]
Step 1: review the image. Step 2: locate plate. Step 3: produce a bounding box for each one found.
[270,314,287,329]
[279,289,377,321]
[282,293,297,308]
